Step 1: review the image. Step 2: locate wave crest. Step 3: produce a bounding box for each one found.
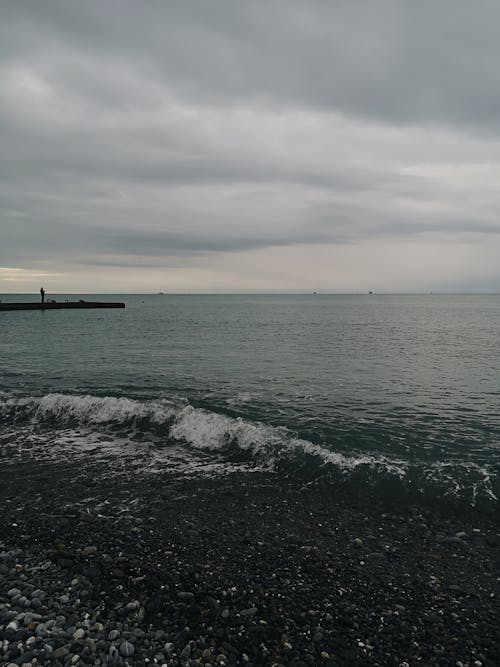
[1,393,176,427]
[1,393,497,507]
[0,392,406,474]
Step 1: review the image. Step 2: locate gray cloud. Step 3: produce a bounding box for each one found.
[1,1,500,291]
[4,1,500,130]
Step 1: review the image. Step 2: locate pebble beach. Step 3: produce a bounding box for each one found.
[1,442,499,667]
[3,0,500,663]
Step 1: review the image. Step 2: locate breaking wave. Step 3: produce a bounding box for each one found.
[0,393,498,509]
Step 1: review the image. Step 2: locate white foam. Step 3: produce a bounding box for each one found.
[1,392,176,426]
[170,404,408,475]
[425,460,498,502]
[1,393,408,476]
[2,393,498,505]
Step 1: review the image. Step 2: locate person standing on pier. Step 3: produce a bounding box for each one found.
[40,286,45,304]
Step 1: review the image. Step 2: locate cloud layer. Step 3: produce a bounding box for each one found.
[1,1,500,292]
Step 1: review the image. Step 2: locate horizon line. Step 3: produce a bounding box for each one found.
[1,291,499,296]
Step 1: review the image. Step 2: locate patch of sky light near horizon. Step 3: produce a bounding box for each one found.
[1,1,500,291]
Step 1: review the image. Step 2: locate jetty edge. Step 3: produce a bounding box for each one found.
[0,301,125,311]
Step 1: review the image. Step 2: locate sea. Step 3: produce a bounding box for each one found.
[1,293,499,514]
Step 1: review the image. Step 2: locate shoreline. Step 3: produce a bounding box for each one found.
[1,451,499,666]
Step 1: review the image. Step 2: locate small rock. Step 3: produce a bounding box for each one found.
[53,646,70,659]
[109,645,120,663]
[240,607,258,617]
[180,644,191,659]
[119,640,135,657]
[82,546,98,555]
[126,600,140,610]
[177,591,195,601]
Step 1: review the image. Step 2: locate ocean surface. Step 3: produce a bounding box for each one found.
[1,293,499,513]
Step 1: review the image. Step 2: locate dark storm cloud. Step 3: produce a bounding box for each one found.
[1,1,500,290]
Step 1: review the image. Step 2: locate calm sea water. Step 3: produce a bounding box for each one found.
[1,294,499,511]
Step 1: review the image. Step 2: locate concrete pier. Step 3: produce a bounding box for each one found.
[0,301,125,311]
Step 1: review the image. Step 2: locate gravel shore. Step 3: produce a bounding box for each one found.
[1,444,499,666]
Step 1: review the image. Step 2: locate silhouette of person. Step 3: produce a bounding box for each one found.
[40,287,45,304]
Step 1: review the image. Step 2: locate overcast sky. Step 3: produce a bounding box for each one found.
[1,1,500,293]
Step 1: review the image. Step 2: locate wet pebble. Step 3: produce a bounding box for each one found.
[119,640,135,657]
